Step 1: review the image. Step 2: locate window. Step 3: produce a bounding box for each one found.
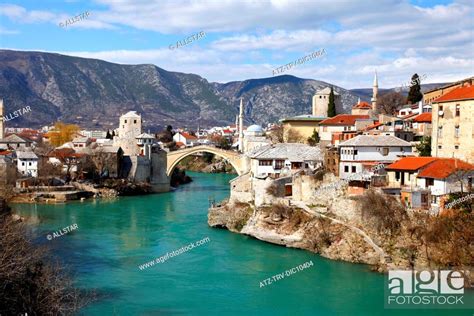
[382,147,389,156]
[439,105,443,111]
[22,162,25,166]
[274,160,285,170]
[134,120,137,124]
[124,119,127,123]
[455,126,460,138]
[455,145,459,150]
[351,166,356,173]
[319,96,322,99]
[426,178,434,186]
[354,150,358,155]
[344,166,349,172]
[291,162,302,169]
[456,104,460,116]
[259,160,272,166]
[438,145,442,149]
[437,126,443,138]
[28,162,32,166]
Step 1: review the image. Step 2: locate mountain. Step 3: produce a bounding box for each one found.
[0,50,360,130]
[350,83,449,99]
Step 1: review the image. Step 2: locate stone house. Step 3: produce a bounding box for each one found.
[431,84,474,163]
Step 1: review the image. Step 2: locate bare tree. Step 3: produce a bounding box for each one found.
[378,91,407,115]
[285,128,304,143]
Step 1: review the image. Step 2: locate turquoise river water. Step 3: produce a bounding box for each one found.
[11,172,473,315]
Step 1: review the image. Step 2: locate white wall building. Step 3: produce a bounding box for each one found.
[248,143,323,178]
[173,132,198,147]
[16,151,38,177]
[338,135,413,180]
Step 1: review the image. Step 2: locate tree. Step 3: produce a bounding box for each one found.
[407,73,423,104]
[307,129,320,146]
[415,136,431,157]
[327,87,336,117]
[285,128,304,143]
[218,137,231,150]
[269,125,284,143]
[48,122,80,147]
[378,91,407,115]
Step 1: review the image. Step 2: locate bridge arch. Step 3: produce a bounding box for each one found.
[166,145,244,176]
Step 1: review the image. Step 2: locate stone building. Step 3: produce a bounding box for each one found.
[312,87,342,117]
[113,111,169,192]
[113,111,142,156]
[431,84,474,163]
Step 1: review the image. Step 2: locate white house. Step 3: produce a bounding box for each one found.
[338,135,413,180]
[386,157,474,213]
[248,143,323,178]
[173,132,198,147]
[16,151,38,177]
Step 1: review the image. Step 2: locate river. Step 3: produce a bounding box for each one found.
[11,172,473,315]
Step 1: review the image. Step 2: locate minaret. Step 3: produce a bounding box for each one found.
[0,99,4,140]
[238,98,244,152]
[371,71,378,112]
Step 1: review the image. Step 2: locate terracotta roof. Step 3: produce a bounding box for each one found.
[412,112,432,123]
[180,132,197,140]
[175,141,186,147]
[364,122,383,131]
[417,158,474,179]
[433,85,474,103]
[386,157,438,171]
[319,114,370,126]
[0,150,12,156]
[353,101,372,109]
[222,129,232,134]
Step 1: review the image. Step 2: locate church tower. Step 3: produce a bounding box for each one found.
[371,71,378,112]
[0,99,4,140]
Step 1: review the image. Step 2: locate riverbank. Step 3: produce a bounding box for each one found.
[9,172,471,315]
[208,196,474,283]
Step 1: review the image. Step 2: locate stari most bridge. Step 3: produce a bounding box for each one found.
[166,145,247,176]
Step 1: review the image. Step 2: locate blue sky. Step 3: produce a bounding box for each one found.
[0,0,472,89]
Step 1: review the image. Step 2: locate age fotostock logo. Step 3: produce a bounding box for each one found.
[385,270,472,309]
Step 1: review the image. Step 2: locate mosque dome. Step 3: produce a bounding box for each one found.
[246,125,264,133]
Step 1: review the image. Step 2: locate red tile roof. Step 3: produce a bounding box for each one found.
[180,132,197,140]
[412,112,432,123]
[0,150,12,156]
[319,114,370,126]
[386,157,438,171]
[433,84,474,103]
[364,122,383,131]
[417,158,474,179]
[175,141,186,147]
[353,101,372,109]
[222,129,232,134]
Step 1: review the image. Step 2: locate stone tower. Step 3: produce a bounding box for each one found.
[371,71,378,112]
[312,87,341,117]
[114,111,142,156]
[0,99,4,140]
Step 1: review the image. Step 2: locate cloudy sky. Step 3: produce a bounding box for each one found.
[0,0,472,89]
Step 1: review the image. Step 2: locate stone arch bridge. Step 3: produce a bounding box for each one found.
[166,145,247,176]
